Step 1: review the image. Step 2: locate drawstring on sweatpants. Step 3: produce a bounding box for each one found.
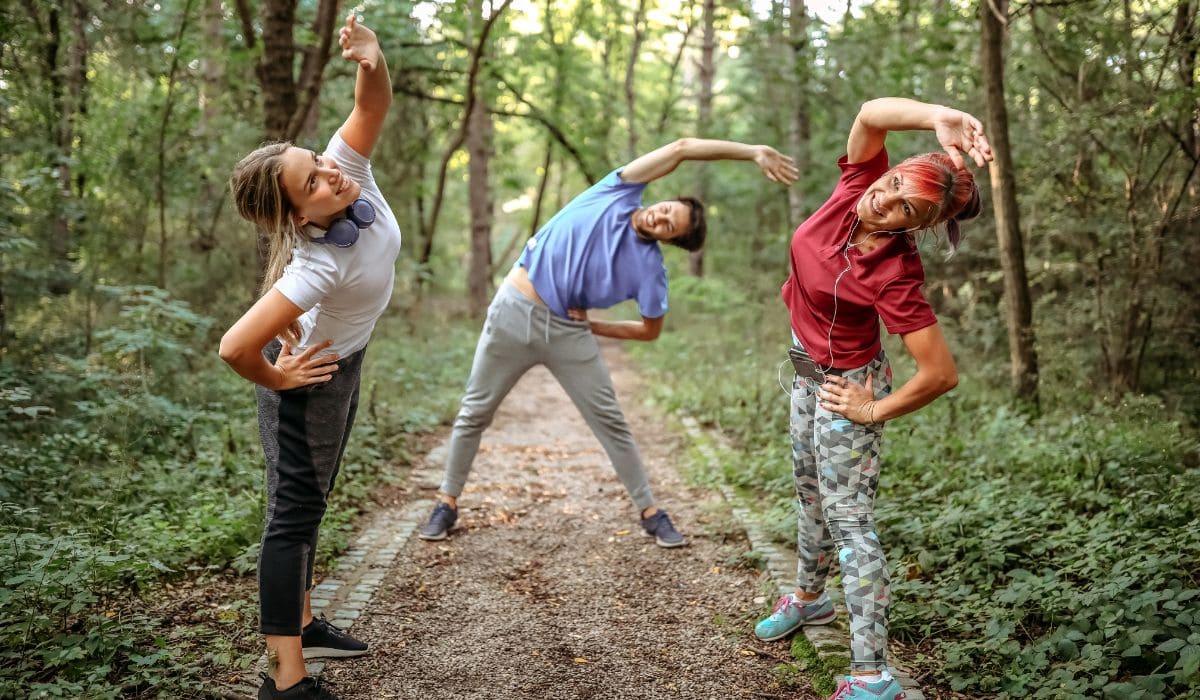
[521,300,551,344]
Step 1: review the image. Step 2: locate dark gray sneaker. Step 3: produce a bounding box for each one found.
[301,615,368,659]
[641,510,687,548]
[257,673,339,700]
[418,502,458,541]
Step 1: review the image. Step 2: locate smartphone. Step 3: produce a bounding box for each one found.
[788,346,840,384]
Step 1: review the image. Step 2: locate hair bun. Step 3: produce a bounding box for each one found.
[954,185,982,222]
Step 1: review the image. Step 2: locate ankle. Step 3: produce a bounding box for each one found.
[439,494,457,509]
[640,505,658,519]
[794,590,822,602]
[273,670,306,691]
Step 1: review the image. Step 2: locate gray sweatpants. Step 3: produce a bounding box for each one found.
[440,282,655,511]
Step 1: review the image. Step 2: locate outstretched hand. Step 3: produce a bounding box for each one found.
[754,146,800,185]
[932,108,993,169]
[339,14,381,71]
[274,339,340,391]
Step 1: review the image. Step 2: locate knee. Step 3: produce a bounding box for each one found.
[454,403,496,431]
[264,502,326,542]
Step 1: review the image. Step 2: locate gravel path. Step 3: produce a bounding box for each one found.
[315,340,814,699]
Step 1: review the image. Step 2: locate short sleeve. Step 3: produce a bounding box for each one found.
[835,148,890,194]
[875,274,937,336]
[273,251,340,313]
[636,264,669,319]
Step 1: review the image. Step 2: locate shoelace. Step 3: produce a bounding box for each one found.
[313,615,353,641]
[831,678,865,699]
[772,595,814,617]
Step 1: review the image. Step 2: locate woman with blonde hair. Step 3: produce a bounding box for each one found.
[219,15,397,700]
[755,97,992,700]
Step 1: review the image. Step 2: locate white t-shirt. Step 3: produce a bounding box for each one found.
[273,130,402,357]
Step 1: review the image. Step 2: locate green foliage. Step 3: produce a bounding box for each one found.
[0,295,477,695]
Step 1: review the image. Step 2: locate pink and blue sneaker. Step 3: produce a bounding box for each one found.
[753,592,835,641]
[829,674,906,700]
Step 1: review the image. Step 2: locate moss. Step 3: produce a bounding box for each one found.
[791,634,849,696]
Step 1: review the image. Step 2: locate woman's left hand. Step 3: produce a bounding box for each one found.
[339,14,381,71]
[753,146,800,185]
[566,308,589,322]
[931,108,993,169]
[819,374,879,425]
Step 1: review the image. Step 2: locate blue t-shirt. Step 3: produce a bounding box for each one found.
[515,169,669,320]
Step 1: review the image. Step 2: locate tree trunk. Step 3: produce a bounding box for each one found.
[980,0,1040,405]
[466,1,495,317]
[688,0,716,278]
[625,0,648,160]
[654,1,698,137]
[787,0,809,226]
[47,0,90,295]
[157,0,197,290]
[242,0,339,290]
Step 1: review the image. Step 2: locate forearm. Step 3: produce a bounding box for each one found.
[857,97,947,134]
[870,367,956,422]
[675,137,761,163]
[354,51,391,116]
[219,345,284,390]
[589,319,658,341]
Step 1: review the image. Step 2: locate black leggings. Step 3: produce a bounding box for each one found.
[255,341,365,636]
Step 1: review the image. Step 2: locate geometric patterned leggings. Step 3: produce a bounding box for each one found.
[790,345,893,672]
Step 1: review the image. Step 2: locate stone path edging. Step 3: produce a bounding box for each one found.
[678,414,926,700]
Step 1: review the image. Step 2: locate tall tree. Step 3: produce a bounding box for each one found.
[688,0,716,277]
[156,0,198,290]
[42,0,92,295]
[624,0,649,160]
[786,0,810,226]
[232,0,340,289]
[416,0,515,275]
[466,0,496,316]
[980,0,1039,405]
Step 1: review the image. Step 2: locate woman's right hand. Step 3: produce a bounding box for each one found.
[931,108,993,169]
[339,14,381,71]
[274,340,340,390]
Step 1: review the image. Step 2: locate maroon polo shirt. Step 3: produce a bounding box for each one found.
[781,148,937,370]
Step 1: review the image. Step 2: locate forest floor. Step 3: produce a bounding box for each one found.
[278,339,815,699]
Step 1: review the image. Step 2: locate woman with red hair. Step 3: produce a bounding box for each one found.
[754,97,993,700]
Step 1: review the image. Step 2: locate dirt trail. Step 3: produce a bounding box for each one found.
[317,340,812,699]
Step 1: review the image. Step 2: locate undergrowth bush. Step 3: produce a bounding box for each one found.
[632,275,1200,699]
[0,287,475,697]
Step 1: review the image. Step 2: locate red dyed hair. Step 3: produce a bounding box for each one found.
[894,152,981,249]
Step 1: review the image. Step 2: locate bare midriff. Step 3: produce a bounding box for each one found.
[505,265,545,306]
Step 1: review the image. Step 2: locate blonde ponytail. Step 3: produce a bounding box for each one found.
[229,142,306,294]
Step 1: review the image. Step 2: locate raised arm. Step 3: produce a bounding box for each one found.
[846,97,992,168]
[337,14,391,159]
[619,138,799,185]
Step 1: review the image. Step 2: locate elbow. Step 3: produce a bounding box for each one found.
[937,367,959,396]
[671,138,695,157]
[642,327,662,342]
[218,334,244,367]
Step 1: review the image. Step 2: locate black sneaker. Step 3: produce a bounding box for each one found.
[258,673,339,700]
[301,615,368,659]
[417,502,458,541]
[641,509,687,548]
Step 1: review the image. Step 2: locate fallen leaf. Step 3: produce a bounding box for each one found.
[574,657,589,663]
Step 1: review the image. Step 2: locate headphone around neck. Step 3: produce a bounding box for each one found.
[314,198,376,248]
